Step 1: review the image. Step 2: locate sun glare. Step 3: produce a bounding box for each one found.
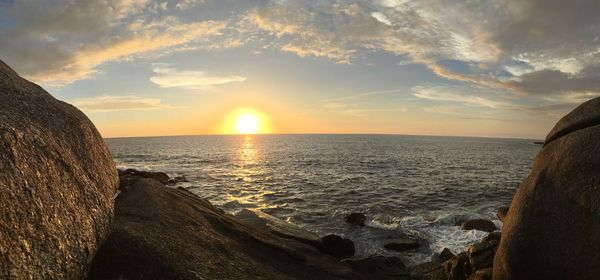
[220,108,272,135]
[235,114,259,134]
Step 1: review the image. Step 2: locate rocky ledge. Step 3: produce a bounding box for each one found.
[88,173,411,280]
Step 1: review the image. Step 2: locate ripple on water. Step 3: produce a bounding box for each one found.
[107,134,538,263]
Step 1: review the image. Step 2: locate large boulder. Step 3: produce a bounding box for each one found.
[0,60,118,278]
[494,97,600,279]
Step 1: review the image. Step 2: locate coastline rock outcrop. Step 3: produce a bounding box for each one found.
[410,232,500,280]
[89,178,371,279]
[0,60,118,278]
[493,97,600,279]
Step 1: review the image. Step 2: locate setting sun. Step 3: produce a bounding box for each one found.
[220,107,273,135]
[235,114,259,134]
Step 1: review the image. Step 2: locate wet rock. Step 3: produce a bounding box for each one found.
[320,234,355,259]
[494,97,600,279]
[343,256,410,280]
[345,212,367,226]
[0,59,118,278]
[496,206,509,222]
[384,238,420,251]
[460,219,496,232]
[88,178,362,279]
[439,248,455,261]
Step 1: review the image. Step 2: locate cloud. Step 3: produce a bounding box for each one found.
[0,0,225,86]
[69,95,172,112]
[175,0,205,10]
[149,65,246,89]
[239,0,600,97]
[412,85,513,109]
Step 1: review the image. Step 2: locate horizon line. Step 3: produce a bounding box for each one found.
[104,132,543,141]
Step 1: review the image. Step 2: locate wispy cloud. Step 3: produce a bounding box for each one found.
[149,65,246,90]
[0,0,224,86]
[69,95,172,112]
[412,85,512,109]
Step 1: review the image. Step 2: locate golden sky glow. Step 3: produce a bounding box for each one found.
[221,108,273,135]
[6,0,598,139]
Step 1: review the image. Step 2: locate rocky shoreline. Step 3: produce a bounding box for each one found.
[85,168,505,280]
[2,58,600,279]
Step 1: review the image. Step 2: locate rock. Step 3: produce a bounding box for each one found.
[409,260,445,280]
[532,141,544,145]
[343,256,410,280]
[461,219,496,232]
[439,248,455,261]
[444,252,470,280]
[0,59,118,278]
[384,238,420,251]
[235,209,321,246]
[320,234,355,259]
[467,239,498,271]
[494,97,600,279]
[496,206,509,222]
[468,268,492,280]
[88,178,363,279]
[345,212,367,226]
[167,175,189,185]
[118,168,170,185]
[482,231,501,243]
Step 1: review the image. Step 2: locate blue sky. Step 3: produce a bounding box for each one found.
[1,0,599,138]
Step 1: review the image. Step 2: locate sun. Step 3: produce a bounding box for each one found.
[220,107,273,135]
[235,114,259,134]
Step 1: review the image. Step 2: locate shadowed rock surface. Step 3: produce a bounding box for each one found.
[460,219,496,232]
[494,97,600,279]
[0,59,118,278]
[88,178,394,280]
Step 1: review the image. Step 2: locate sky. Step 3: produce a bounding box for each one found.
[1,0,599,139]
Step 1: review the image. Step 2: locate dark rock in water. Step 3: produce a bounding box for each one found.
[120,169,170,184]
[343,256,410,280]
[496,206,509,222]
[88,178,364,280]
[532,141,544,145]
[384,238,420,251]
[460,219,496,232]
[320,234,355,259]
[494,97,600,279]
[345,212,367,226]
[0,60,118,278]
[439,248,455,261]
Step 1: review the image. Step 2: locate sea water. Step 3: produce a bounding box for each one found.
[106,134,539,264]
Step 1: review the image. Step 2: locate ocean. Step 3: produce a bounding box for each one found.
[106,134,539,264]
